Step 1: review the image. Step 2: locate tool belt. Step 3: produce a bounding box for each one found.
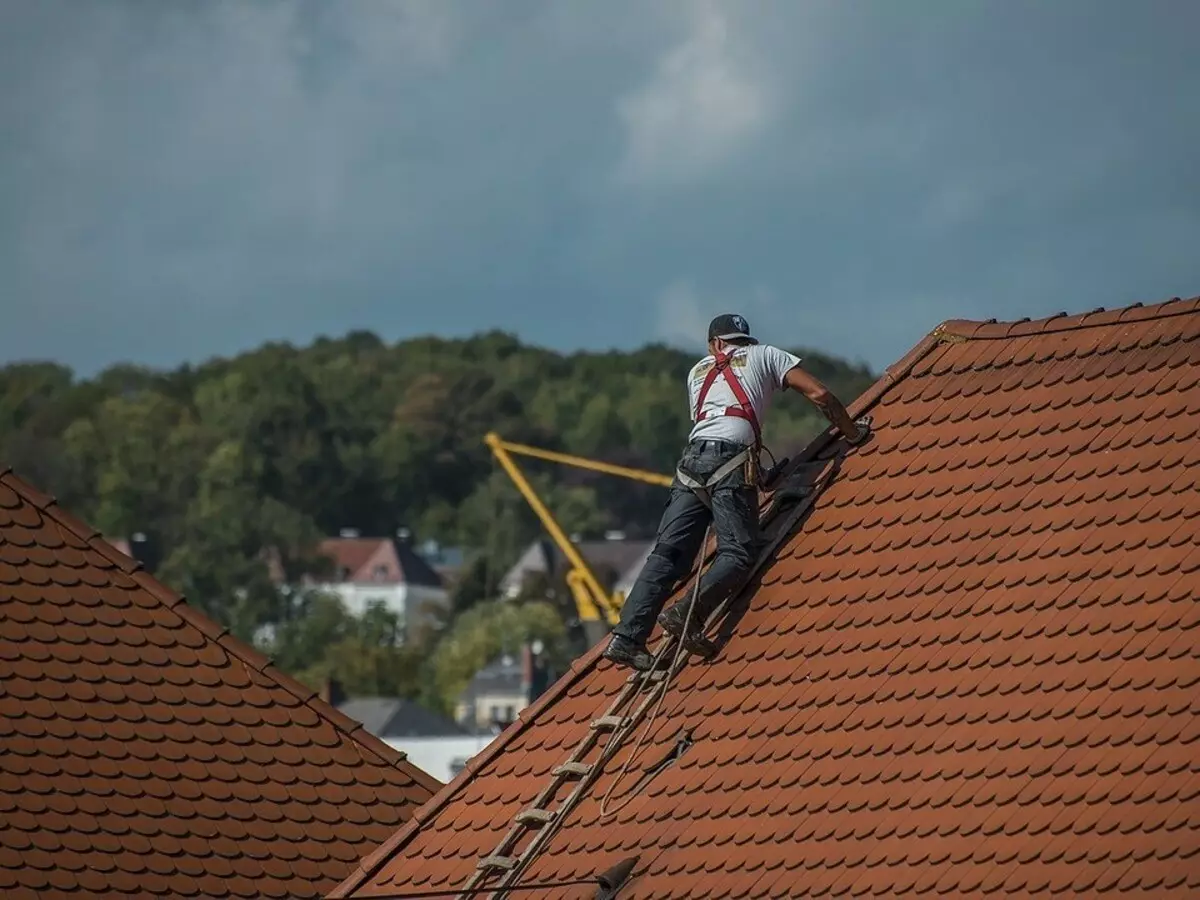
[675,445,758,509]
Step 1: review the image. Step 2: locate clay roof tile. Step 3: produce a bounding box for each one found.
[327,295,1200,900]
[0,474,439,900]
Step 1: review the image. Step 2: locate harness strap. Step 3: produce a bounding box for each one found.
[675,447,750,509]
[693,349,763,449]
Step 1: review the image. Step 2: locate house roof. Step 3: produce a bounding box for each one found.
[500,538,654,595]
[328,295,1200,899]
[316,536,443,588]
[0,470,442,900]
[458,652,526,704]
[336,697,468,739]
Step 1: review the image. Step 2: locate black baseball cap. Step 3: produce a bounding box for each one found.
[707,313,758,344]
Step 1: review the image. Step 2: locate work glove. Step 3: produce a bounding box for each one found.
[846,414,873,446]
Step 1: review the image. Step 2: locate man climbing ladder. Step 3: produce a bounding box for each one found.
[603,313,870,671]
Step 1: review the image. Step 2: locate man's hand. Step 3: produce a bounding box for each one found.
[845,414,872,446]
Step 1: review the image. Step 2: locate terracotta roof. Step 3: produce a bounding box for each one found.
[328,295,1200,899]
[0,471,441,900]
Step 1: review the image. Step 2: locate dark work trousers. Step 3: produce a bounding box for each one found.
[613,438,761,646]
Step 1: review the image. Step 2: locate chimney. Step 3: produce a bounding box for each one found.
[320,677,345,708]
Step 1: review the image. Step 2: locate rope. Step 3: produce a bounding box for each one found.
[484,594,707,899]
[593,442,788,819]
[591,444,789,818]
[596,523,711,820]
[491,456,836,897]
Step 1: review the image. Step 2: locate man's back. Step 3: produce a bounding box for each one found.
[686,343,801,445]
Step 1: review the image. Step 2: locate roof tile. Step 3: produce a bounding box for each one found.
[331,296,1200,899]
[0,472,440,900]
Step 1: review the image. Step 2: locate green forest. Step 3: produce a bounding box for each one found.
[0,330,875,714]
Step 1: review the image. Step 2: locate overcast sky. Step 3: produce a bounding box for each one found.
[2,0,1198,376]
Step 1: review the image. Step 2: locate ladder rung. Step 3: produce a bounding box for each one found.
[478,856,518,871]
[514,808,554,825]
[553,761,592,777]
[626,668,668,684]
[590,715,625,730]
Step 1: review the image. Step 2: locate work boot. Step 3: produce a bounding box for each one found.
[658,602,718,660]
[657,601,696,637]
[602,635,655,672]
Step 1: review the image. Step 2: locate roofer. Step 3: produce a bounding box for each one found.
[602,313,870,671]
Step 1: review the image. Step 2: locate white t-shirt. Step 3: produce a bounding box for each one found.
[685,344,803,445]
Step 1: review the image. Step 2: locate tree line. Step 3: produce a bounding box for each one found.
[0,330,875,714]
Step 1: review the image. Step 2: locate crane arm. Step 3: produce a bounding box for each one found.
[485,433,621,624]
[484,434,673,488]
[483,432,672,628]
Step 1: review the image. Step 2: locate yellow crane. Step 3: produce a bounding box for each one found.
[483,432,671,636]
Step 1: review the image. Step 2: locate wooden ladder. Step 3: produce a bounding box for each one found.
[457,458,837,899]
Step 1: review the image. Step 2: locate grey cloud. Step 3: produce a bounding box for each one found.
[1,0,1198,376]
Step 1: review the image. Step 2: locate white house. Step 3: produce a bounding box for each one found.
[301,531,449,638]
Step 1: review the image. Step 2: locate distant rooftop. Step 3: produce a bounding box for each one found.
[337,697,468,740]
[311,534,444,588]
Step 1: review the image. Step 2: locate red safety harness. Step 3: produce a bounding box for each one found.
[693,347,762,448]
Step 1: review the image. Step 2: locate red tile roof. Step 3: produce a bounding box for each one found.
[329,296,1200,899]
[313,537,443,588]
[0,471,441,900]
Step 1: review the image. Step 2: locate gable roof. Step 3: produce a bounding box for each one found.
[316,536,444,588]
[329,295,1200,899]
[500,537,653,596]
[0,471,442,900]
[336,697,468,739]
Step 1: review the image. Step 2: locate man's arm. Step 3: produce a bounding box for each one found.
[782,365,867,444]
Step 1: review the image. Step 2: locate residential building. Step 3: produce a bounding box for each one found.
[325,682,497,783]
[385,732,502,785]
[415,537,468,590]
[296,530,449,639]
[499,534,652,601]
[327,295,1200,898]
[0,469,440,900]
[455,643,555,731]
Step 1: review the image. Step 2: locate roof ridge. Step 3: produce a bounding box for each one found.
[0,468,442,799]
[934,294,1199,342]
[326,320,954,899]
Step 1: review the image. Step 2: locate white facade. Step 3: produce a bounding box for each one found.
[456,688,529,731]
[382,733,501,783]
[312,581,447,630]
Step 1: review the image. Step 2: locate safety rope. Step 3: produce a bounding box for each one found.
[596,523,711,820]
[487,456,839,898]
[591,442,800,820]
